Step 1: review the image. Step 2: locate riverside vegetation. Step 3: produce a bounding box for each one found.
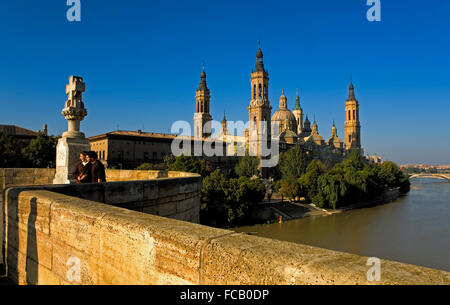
[275,146,410,209]
[141,147,410,228]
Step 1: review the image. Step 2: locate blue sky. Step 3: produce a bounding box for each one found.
[1,0,449,165]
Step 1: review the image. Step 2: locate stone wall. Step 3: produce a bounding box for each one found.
[1,168,202,278]
[3,188,449,285]
[44,177,201,223]
[0,168,55,192]
[105,169,200,181]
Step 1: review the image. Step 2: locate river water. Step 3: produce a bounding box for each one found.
[235,178,450,272]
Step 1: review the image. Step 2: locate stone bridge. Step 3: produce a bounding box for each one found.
[1,168,449,285]
[409,173,450,181]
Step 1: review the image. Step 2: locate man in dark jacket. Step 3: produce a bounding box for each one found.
[87,151,106,183]
[72,151,91,183]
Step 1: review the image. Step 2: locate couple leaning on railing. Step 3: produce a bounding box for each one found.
[72,151,106,183]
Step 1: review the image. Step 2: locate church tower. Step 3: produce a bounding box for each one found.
[344,77,361,149]
[247,41,272,156]
[292,88,303,135]
[193,63,212,138]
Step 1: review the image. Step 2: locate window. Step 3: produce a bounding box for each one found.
[253,84,256,99]
[258,84,262,97]
[152,152,157,160]
[348,110,351,120]
[353,109,356,121]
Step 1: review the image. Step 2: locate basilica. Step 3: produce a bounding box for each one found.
[193,42,362,160]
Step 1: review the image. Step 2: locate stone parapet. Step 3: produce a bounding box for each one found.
[3,188,449,285]
[0,168,56,192]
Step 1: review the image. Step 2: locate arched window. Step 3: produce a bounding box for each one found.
[253,84,256,99]
[258,84,262,97]
[353,109,356,121]
[348,110,351,120]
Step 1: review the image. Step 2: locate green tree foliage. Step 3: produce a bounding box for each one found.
[200,169,266,227]
[135,162,166,170]
[0,132,23,167]
[313,172,348,209]
[167,154,212,177]
[279,175,302,200]
[293,151,410,209]
[168,154,202,174]
[163,153,176,168]
[378,161,410,194]
[299,160,326,201]
[21,132,58,168]
[234,155,259,177]
[278,145,308,179]
[379,161,400,187]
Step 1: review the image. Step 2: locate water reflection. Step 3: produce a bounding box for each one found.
[235,179,450,271]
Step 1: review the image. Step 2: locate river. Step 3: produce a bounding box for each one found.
[235,178,450,272]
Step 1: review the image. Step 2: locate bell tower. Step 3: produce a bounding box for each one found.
[248,41,272,157]
[292,88,303,135]
[193,62,212,138]
[344,77,361,150]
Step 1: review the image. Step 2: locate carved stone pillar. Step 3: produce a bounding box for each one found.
[53,76,91,184]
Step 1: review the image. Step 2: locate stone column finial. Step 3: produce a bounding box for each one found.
[61,75,88,138]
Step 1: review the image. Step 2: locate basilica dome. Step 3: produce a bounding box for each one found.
[271,89,297,135]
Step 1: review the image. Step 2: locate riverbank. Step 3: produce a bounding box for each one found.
[235,179,450,272]
[256,187,401,222]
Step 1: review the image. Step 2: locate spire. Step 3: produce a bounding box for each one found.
[312,115,318,134]
[198,61,207,91]
[255,40,264,72]
[293,88,301,110]
[347,75,356,101]
[279,88,287,109]
[331,120,337,136]
[222,110,226,122]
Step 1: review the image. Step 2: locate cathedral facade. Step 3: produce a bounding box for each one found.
[193,42,362,164]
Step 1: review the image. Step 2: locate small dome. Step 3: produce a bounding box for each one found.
[280,129,297,138]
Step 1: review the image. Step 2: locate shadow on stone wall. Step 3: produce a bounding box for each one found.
[25,198,38,285]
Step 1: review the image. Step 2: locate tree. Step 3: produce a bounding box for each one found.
[379,161,400,187]
[200,169,230,227]
[168,154,202,174]
[299,160,326,201]
[279,176,302,201]
[21,132,58,168]
[164,153,176,168]
[314,172,348,209]
[200,169,266,227]
[279,145,308,179]
[0,132,23,167]
[234,155,259,177]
